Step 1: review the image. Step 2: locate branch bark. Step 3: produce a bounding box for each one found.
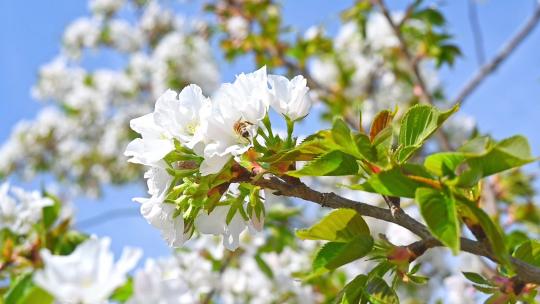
[250,175,540,285]
[452,3,540,106]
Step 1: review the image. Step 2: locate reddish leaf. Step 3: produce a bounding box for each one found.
[369,110,393,142]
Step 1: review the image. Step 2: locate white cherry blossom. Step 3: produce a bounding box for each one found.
[89,0,124,15]
[0,183,53,235]
[134,166,187,248]
[124,113,174,167]
[153,85,211,153]
[268,74,312,121]
[128,257,194,304]
[34,237,142,304]
[195,205,247,251]
[200,67,269,175]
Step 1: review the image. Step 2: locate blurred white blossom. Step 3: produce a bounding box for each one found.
[0,182,53,235]
[34,237,142,304]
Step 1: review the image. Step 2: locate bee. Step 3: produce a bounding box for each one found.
[233,119,254,139]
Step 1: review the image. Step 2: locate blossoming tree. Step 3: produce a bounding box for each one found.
[1,0,540,303]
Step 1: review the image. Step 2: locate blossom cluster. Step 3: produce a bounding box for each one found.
[35,237,142,304]
[0,0,218,196]
[33,234,321,304]
[0,182,54,235]
[308,12,440,126]
[32,232,482,304]
[125,67,312,250]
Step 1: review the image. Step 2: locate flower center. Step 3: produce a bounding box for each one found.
[186,122,198,135]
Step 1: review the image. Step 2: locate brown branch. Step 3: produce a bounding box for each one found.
[373,0,453,151]
[249,174,540,285]
[452,3,540,106]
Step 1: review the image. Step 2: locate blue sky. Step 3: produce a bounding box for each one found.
[0,0,539,259]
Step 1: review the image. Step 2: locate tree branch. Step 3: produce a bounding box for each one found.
[250,175,540,285]
[453,3,540,106]
[467,0,486,66]
[76,207,140,229]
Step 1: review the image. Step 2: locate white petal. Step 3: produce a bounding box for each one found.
[199,154,231,176]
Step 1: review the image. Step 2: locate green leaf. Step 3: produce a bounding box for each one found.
[18,287,53,304]
[288,150,359,177]
[457,199,510,269]
[416,187,460,254]
[363,276,399,304]
[372,126,394,167]
[313,235,373,271]
[261,130,335,162]
[255,254,274,279]
[396,104,458,162]
[424,152,467,177]
[54,230,89,255]
[110,278,134,303]
[412,7,445,25]
[4,273,33,304]
[42,193,61,230]
[3,273,53,304]
[335,275,367,304]
[437,136,536,186]
[466,135,535,178]
[332,118,356,152]
[462,272,493,286]
[332,118,375,160]
[513,240,540,267]
[296,209,369,242]
[348,164,436,198]
[505,230,530,253]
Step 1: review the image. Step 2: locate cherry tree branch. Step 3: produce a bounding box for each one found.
[467,0,486,66]
[452,2,540,106]
[76,207,140,229]
[247,174,540,285]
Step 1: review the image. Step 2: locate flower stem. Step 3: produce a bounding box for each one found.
[286,118,295,148]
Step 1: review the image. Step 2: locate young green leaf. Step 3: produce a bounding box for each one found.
[396,104,458,163]
[110,278,134,303]
[416,187,460,254]
[513,240,540,267]
[4,273,54,304]
[287,150,359,177]
[332,118,375,160]
[261,130,335,162]
[296,209,369,242]
[313,235,374,271]
[348,164,437,198]
[424,152,467,177]
[335,275,368,304]
[457,199,510,269]
[363,276,400,304]
[435,136,537,186]
[465,135,535,178]
[462,272,494,286]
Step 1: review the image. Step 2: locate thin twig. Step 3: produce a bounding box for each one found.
[76,207,140,229]
[467,0,486,66]
[453,3,540,105]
